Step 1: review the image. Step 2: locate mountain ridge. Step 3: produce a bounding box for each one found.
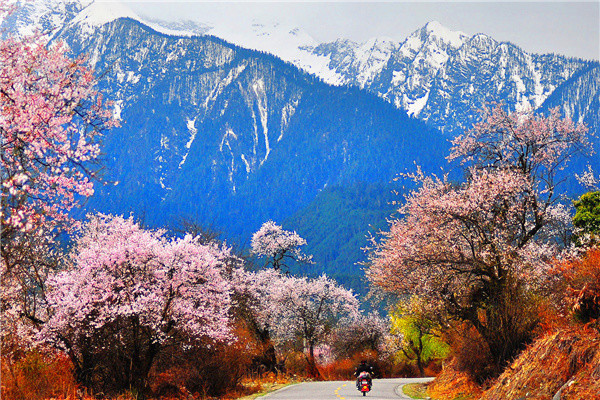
[54,17,449,275]
[3,2,597,292]
[4,0,597,136]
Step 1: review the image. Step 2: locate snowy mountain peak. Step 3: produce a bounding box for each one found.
[423,20,467,48]
[2,0,90,37]
[70,1,138,33]
[467,33,498,48]
[398,21,466,58]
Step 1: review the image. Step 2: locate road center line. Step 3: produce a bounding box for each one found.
[335,385,345,400]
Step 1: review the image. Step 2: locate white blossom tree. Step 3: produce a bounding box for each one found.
[251,221,312,270]
[238,268,359,376]
[330,312,390,360]
[269,274,359,376]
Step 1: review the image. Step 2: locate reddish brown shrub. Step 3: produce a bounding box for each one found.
[445,322,495,384]
[1,350,78,400]
[480,327,600,400]
[283,351,309,378]
[318,358,355,380]
[149,323,258,398]
[560,248,600,325]
[427,358,482,400]
[317,349,430,381]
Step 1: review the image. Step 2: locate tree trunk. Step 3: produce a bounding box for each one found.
[416,333,425,377]
[306,343,320,378]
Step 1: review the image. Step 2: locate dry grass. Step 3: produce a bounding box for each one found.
[233,378,297,400]
[1,351,78,400]
[426,359,482,400]
[480,326,600,400]
[402,382,429,399]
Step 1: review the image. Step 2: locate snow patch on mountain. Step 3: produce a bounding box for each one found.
[70,1,206,37]
[203,21,342,84]
[424,20,466,48]
[405,92,430,117]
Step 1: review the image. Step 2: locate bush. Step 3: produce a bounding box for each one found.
[283,351,309,378]
[1,351,77,400]
[445,322,495,384]
[562,248,600,326]
[427,357,483,400]
[150,325,257,398]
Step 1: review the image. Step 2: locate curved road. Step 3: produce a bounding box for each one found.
[257,378,434,400]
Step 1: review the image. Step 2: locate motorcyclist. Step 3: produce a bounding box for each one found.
[354,360,373,388]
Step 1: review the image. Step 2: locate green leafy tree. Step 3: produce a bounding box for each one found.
[390,296,449,377]
[573,191,600,246]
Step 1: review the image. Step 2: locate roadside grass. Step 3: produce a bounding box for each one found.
[233,377,299,400]
[403,381,478,400]
[402,382,430,399]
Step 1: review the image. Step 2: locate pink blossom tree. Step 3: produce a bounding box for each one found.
[251,221,313,270]
[41,214,235,395]
[236,268,359,376]
[368,105,590,374]
[269,274,359,377]
[1,35,114,239]
[1,10,115,353]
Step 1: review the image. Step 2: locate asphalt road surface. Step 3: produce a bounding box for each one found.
[257,377,434,400]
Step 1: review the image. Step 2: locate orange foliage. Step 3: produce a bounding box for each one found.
[443,322,495,383]
[318,350,438,381]
[427,358,483,400]
[318,358,355,380]
[1,351,78,400]
[559,248,600,325]
[480,327,600,400]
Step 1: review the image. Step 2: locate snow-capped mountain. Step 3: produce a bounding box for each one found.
[4,0,597,136]
[53,17,447,270]
[311,21,469,117]
[312,22,597,134]
[2,1,597,285]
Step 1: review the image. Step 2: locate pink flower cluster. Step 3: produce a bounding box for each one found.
[41,214,234,348]
[369,104,590,301]
[1,32,115,234]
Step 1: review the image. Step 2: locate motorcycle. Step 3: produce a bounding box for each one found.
[356,371,372,396]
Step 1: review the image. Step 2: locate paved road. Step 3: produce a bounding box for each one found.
[257,377,434,400]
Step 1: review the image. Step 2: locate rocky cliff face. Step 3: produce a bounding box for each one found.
[540,64,600,135]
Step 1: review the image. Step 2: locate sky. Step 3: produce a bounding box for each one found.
[120,1,600,60]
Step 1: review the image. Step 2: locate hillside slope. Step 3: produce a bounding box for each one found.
[480,328,600,400]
